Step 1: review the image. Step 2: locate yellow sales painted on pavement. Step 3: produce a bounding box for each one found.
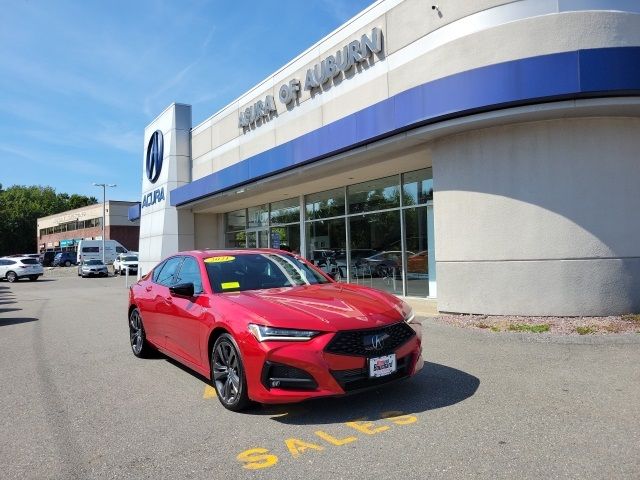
[203,385,217,399]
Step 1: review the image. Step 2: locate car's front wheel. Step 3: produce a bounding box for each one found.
[211,333,250,411]
[6,271,17,283]
[129,308,152,358]
[64,260,71,267]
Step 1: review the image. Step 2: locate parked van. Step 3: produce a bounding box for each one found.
[76,240,128,264]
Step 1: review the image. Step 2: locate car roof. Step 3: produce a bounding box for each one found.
[171,249,298,260]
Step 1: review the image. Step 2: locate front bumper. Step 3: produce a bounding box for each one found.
[82,269,108,276]
[240,322,423,404]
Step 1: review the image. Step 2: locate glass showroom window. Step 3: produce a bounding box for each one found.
[224,201,301,250]
[270,198,301,253]
[348,175,400,214]
[404,206,429,297]
[306,187,345,220]
[305,188,346,281]
[402,168,433,297]
[403,168,433,205]
[304,168,434,297]
[225,209,247,248]
[349,210,402,295]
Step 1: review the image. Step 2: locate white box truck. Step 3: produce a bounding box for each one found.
[76,240,128,265]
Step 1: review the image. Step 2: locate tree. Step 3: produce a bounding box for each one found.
[0,185,97,255]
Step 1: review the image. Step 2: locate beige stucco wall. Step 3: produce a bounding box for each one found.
[433,116,640,315]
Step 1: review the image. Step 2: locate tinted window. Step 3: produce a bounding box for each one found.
[116,246,126,253]
[205,253,329,294]
[175,257,203,294]
[86,260,103,265]
[152,261,166,282]
[155,257,183,287]
[82,247,99,253]
[20,259,39,265]
[122,256,138,262]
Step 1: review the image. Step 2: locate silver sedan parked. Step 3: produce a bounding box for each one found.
[77,259,109,278]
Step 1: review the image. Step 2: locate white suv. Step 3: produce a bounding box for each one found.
[113,253,138,275]
[0,256,44,282]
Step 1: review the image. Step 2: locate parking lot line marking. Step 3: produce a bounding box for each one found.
[314,430,357,446]
[344,418,390,435]
[203,385,217,399]
[285,438,324,458]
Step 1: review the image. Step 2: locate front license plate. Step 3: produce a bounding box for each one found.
[369,354,396,378]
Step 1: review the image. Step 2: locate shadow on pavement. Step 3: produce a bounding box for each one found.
[0,317,38,327]
[0,307,22,314]
[252,362,480,425]
[161,349,480,423]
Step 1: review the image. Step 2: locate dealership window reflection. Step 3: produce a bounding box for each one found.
[224,167,433,297]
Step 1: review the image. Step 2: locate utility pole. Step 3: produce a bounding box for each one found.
[93,183,116,264]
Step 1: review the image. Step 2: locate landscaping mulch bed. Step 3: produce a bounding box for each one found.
[433,313,640,335]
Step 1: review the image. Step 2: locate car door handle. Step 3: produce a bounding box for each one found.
[163,296,173,304]
[145,286,152,292]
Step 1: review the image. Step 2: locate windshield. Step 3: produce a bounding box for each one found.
[85,260,103,265]
[205,253,330,293]
[122,256,138,262]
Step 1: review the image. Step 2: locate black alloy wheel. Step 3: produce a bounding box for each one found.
[129,308,151,357]
[211,334,249,411]
[6,271,17,283]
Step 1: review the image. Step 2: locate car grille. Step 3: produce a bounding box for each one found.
[324,322,415,357]
[331,355,411,392]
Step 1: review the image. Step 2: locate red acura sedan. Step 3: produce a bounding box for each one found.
[128,249,423,411]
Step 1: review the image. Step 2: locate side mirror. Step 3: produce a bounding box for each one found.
[170,282,195,297]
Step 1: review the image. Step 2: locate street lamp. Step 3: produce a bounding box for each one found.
[93,183,117,263]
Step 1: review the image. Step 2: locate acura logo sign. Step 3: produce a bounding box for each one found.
[364,332,389,351]
[146,130,163,183]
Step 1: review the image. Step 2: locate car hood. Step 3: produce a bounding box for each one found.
[220,283,408,331]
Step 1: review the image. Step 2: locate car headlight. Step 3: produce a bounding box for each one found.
[248,324,320,342]
[404,307,415,324]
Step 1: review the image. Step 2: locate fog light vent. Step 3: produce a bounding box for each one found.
[261,362,318,391]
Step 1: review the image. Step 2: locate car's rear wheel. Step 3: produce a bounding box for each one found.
[129,308,152,358]
[6,271,17,283]
[211,334,250,411]
[64,260,71,267]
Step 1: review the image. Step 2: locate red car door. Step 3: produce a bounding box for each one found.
[164,256,210,370]
[146,256,184,349]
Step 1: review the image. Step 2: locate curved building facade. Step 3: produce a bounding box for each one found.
[139,0,640,315]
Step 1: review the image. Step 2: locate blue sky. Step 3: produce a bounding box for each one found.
[0,0,373,202]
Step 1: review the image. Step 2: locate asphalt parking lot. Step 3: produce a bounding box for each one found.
[0,275,638,479]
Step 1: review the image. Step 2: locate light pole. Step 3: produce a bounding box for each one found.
[93,183,116,264]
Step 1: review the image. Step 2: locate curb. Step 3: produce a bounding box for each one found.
[418,317,640,345]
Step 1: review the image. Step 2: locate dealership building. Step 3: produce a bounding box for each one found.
[38,201,140,253]
[138,0,640,316]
